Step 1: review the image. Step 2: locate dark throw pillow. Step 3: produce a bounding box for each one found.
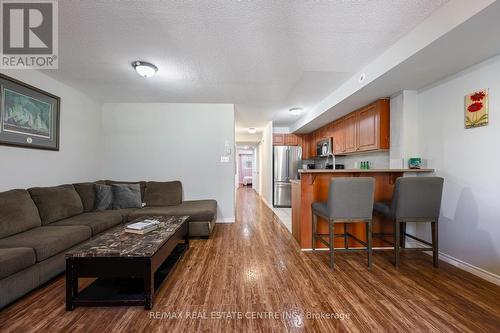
[95,184,113,211]
[111,184,142,209]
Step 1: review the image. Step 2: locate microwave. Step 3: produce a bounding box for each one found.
[316,138,333,157]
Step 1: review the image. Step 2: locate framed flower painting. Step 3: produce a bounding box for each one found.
[465,89,488,129]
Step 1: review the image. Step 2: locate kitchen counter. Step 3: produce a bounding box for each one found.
[299,168,434,173]
[291,168,435,250]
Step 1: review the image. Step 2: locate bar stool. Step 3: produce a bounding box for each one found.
[312,177,375,269]
[373,177,444,267]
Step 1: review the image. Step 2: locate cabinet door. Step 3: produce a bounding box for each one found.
[357,105,378,152]
[285,134,298,146]
[273,134,285,146]
[344,113,357,153]
[332,121,345,154]
[309,132,317,157]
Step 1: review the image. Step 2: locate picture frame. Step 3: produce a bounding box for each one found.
[464,89,489,129]
[0,74,60,151]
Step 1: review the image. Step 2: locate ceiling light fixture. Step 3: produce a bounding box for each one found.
[132,61,158,78]
[248,127,257,134]
[289,107,303,115]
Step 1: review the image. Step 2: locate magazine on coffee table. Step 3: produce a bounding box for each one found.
[125,219,160,234]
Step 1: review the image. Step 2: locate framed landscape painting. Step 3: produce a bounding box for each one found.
[465,89,489,129]
[0,74,60,150]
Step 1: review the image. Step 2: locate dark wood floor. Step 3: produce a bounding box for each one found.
[1,187,500,332]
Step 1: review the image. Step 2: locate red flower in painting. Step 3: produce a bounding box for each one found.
[470,91,486,101]
[467,102,483,112]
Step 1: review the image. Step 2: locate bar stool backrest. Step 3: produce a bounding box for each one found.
[392,177,444,221]
[326,177,375,220]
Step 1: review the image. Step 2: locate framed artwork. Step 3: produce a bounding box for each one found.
[0,74,60,150]
[465,89,489,129]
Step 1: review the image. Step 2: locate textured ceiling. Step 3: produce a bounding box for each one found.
[45,0,448,130]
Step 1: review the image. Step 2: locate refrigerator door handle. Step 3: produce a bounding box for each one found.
[286,148,290,180]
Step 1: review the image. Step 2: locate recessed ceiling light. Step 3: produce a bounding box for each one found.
[132,61,158,78]
[289,107,303,115]
[248,127,257,134]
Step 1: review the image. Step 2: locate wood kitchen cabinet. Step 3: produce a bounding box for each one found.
[356,103,378,152]
[301,98,390,156]
[272,134,285,146]
[273,133,303,146]
[343,112,357,153]
[332,120,345,154]
[356,99,390,152]
[285,134,299,146]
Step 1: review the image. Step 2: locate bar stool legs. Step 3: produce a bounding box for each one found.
[431,221,439,268]
[312,212,317,251]
[311,214,373,269]
[344,223,349,250]
[366,220,373,268]
[329,223,335,268]
[394,221,400,267]
[400,222,406,248]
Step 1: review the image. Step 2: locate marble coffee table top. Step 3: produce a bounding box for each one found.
[66,216,188,258]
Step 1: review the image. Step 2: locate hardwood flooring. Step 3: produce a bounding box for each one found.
[1,187,500,332]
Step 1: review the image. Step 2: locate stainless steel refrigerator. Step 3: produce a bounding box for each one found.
[273,146,302,207]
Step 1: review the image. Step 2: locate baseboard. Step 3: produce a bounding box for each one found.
[407,239,500,286]
[302,247,392,251]
[216,217,235,223]
[261,197,273,210]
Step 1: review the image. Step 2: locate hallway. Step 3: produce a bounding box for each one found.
[1,187,500,332]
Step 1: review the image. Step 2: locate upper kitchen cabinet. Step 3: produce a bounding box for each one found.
[343,112,357,153]
[285,134,299,146]
[303,98,390,156]
[272,134,285,146]
[332,120,345,154]
[273,133,302,146]
[356,99,389,152]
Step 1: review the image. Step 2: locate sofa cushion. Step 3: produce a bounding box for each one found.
[111,184,142,209]
[0,248,36,279]
[106,180,146,201]
[144,181,182,207]
[50,211,123,236]
[95,184,113,211]
[73,182,97,212]
[0,226,91,262]
[28,185,84,224]
[127,200,217,222]
[0,189,41,238]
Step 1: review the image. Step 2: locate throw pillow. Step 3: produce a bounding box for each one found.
[95,184,113,211]
[111,184,142,209]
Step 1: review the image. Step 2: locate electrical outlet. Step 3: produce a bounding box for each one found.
[220,156,230,163]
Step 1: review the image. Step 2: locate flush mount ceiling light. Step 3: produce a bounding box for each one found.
[289,107,304,115]
[132,61,158,78]
[248,127,257,134]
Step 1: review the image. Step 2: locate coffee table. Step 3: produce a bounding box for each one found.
[65,216,189,310]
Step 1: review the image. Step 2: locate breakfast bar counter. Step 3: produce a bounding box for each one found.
[292,169,434,249]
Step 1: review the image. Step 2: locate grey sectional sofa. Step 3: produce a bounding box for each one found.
[0,180,217,309]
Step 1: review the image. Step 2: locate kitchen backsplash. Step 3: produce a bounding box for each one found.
[302,151,390,169]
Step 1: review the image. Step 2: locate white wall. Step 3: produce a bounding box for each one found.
[258,122,273,206]
[0,70,102,191]
[100,103,235,222]
[414,55,500,277]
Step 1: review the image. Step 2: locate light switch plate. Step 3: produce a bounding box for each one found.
[220,156,230,163]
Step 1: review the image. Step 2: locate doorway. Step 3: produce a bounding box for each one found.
[236,145,259,191]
